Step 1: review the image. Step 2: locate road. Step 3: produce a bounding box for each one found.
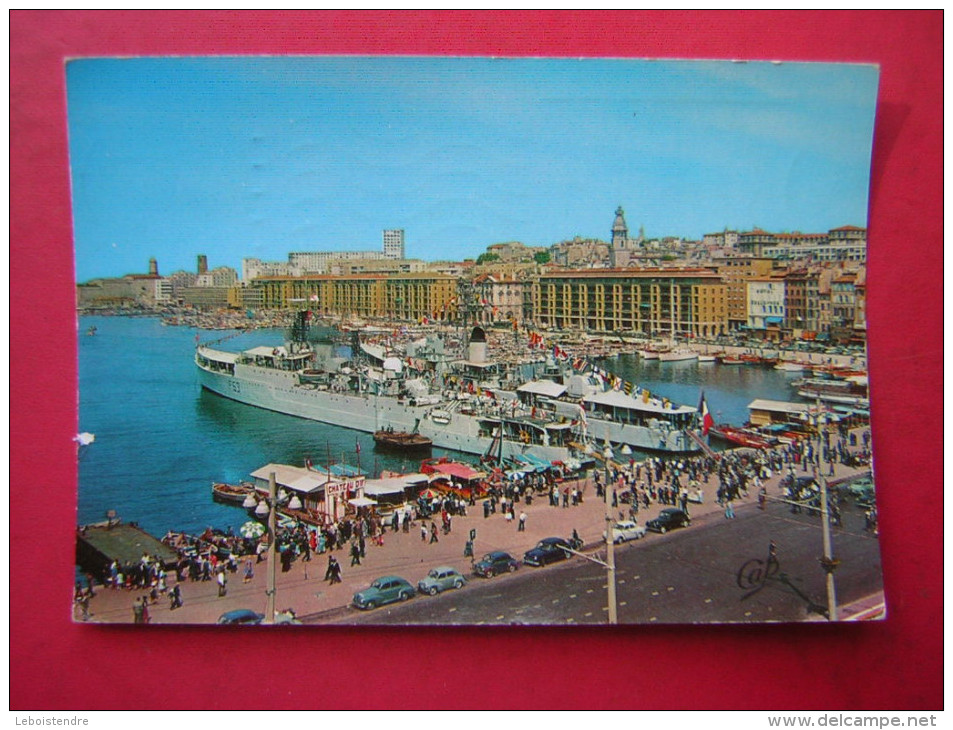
[326,493,882,625]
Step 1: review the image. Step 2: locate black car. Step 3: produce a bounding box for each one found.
[645,508,691,534]
[473,551,520,578]
[217,609,265,625]
[523,537,574,567]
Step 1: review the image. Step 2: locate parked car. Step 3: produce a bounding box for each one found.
[418,566,468,595]
[603,520,647,544]
[523,537,575,567]
[846,477,874,498]
[352,576,415,610]
[217,609,264,625]
[645,508,691,534]
[472,551,521,578]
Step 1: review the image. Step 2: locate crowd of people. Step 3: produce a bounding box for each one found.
[74,422,875,623]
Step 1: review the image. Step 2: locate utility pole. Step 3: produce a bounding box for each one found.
[604,444,618,625]
[815,399,838,621]
[265,472,277,624]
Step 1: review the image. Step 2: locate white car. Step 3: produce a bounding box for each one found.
[603,520,647,544]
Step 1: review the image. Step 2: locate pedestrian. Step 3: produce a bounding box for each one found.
[243,558,254,583]
[141,598,151,624]
[217,568,228,596]
[464,539,474,558]
[484,500,490,519]
[169,584,183,610]
[724,500,735,520]
[429,522,439,544]
[518,511,527,531]
[350,542,362,566]
[421,523,428,542]
[328,556,343,584]
[75,589,91,621]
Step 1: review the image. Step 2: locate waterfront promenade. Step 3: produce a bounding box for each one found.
[76,436,876,626]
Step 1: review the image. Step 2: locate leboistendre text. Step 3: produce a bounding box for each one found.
[15,718,88,725]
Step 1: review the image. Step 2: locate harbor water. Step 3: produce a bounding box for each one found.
[77,315,808,538]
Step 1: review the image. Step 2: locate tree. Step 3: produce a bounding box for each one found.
[533,251,551,264]
[476,253,500,265]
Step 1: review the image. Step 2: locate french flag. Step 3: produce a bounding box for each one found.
[698,392,714,436]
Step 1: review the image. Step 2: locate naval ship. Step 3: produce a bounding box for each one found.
[196,315,592,465]
[196,314,701,462]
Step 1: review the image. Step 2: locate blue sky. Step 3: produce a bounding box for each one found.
[66,57,879,281]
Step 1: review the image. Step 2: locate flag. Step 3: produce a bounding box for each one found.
[698,392,714,436]
[356,440,362,454]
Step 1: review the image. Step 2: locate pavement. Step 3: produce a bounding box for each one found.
[75,438,874,626]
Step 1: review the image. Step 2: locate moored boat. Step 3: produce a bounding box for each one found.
[658,348,698,363]
[717,355,745,365]
[708,425,777,449]
[211,481,257,504]
[373,428,433,452]
[774,361,809,372]
[794,377,869,408]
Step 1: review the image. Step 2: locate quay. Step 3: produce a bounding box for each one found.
[75,519,179,577]
[74,427,877,626]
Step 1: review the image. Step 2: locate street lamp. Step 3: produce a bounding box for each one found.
[603,443,618,625]
[813,401,838,621]
[250,473,284,624]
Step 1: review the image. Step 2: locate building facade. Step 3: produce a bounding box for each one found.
[251,272,458,321]
[746,278,786,336]
[382,229,405,260]
[533,268,727,338]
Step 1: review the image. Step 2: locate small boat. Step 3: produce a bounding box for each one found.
[708,425,777,450]
[638,348,660,360]
[775,361,808,372]
[658,348,698,363]
[86,326,97,336]
[297,369,326,385]
[211,481,257,505]
[717,355,745,365]
[794,377,869,408]
[373,428,433,452]
[697,354,717,363]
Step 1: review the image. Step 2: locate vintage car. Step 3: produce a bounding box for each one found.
[523,537,576,567]
[417,566,468,595]
[603,520,647,544]
[472,551,521,578]
[352,576,415,610]
[645,508,691,534]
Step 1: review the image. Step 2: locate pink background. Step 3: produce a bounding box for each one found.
[10,11,942,710]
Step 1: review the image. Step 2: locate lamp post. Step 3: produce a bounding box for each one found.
[814,402,838,621]
[264,473,278,624]
[603,444,618,625]
[252,474,302,624]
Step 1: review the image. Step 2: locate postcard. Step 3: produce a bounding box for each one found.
[69,56,882,626]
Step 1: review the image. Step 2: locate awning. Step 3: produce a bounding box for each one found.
[348,496,377,507]
[429,462,485,481]
[516,380,567,398]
